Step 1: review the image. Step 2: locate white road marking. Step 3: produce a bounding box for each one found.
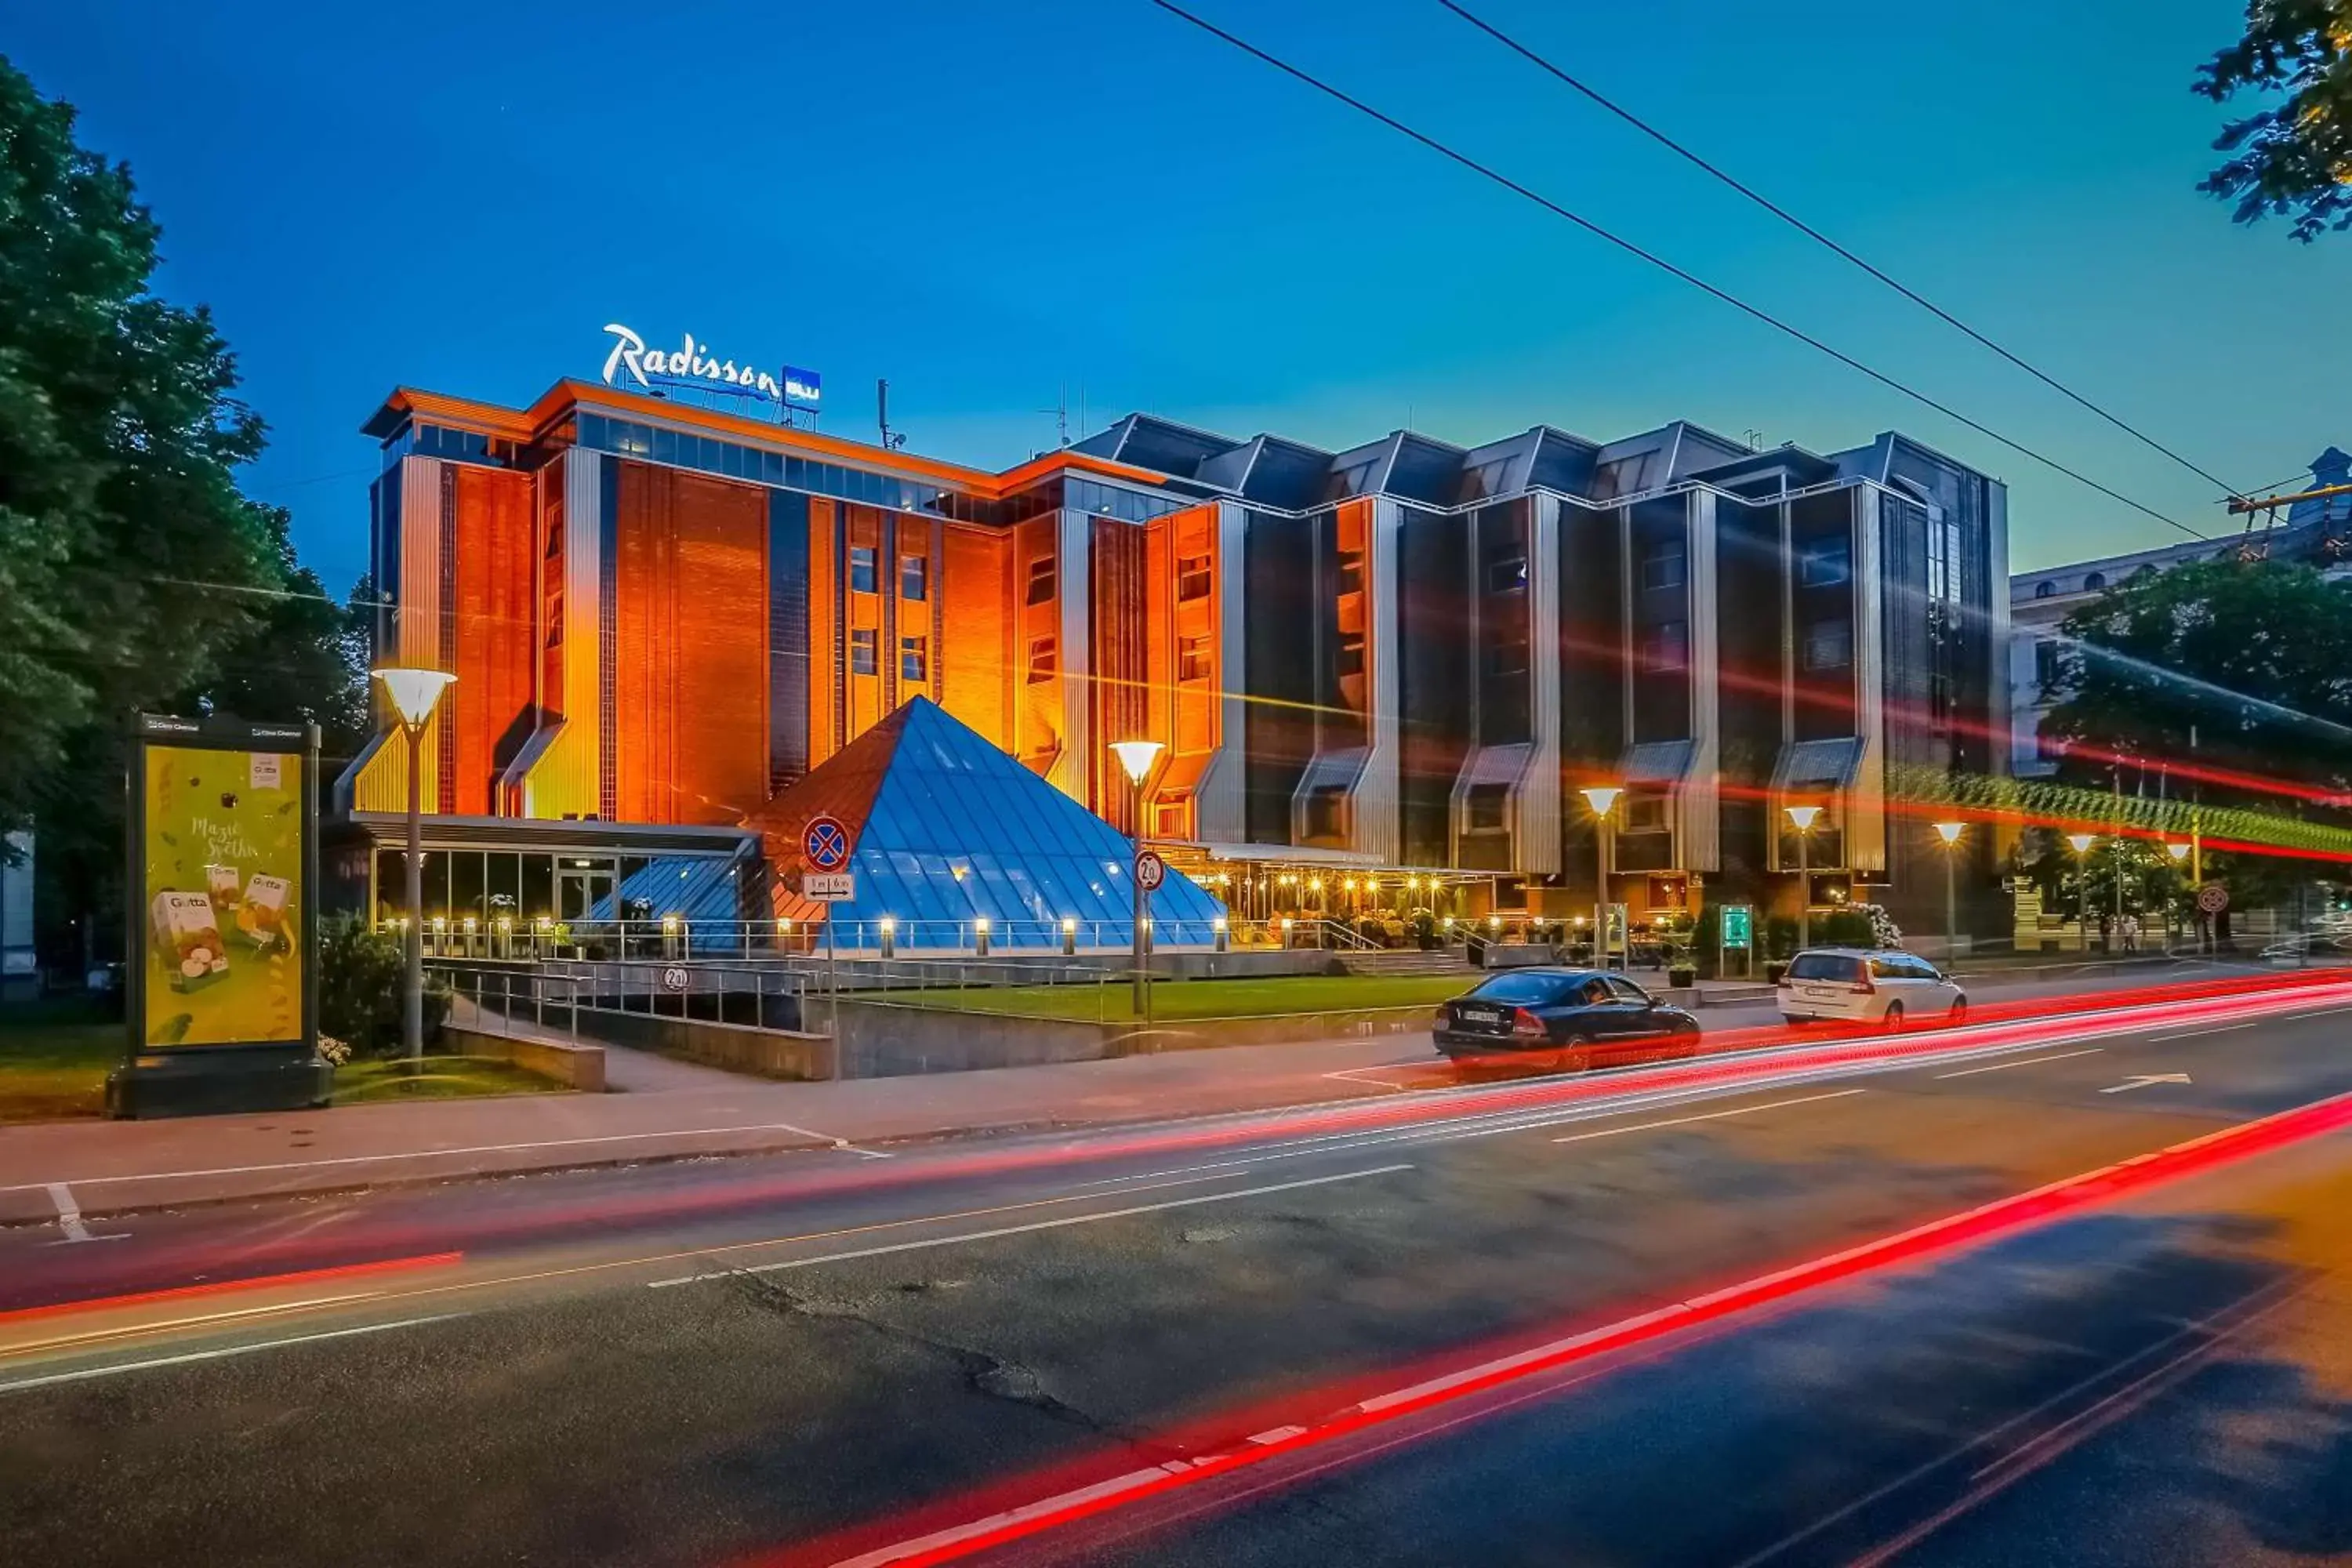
[1550,1089,1866,1144]
[8,1293,387,1355]
[1933,1047,2104,1080]
[1323,1067,1416,1092]
[0,1314,463,1396]
[646,1164,1415,1288]
[775,1122,893,1160]
[45,1184,101,1244]
[2101,1073,2195,1094]
[0,1121,879,1195]
[2147,1020,2261,1042]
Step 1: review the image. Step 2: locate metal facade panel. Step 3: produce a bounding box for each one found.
[1683,490,1722,873]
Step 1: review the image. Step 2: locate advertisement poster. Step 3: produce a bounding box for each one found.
[140,744,304,1047]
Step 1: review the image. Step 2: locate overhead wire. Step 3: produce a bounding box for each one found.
[1437,0,2249,510]
[1144,0,2213,543]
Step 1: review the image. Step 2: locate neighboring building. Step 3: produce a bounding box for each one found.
[2009,447,2352,775]
[337,370,2009,945]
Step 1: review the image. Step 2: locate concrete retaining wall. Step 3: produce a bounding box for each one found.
[572,1009,833,1081]
[439,1025,607,1092]
[828,999,1439,1079]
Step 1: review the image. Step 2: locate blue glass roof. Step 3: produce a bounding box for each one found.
[763,697,1223,949]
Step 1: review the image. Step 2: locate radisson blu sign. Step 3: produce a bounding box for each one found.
[601,323,820,408]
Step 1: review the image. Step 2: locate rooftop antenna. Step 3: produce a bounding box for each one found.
[1743,429,1765,452]
[876,379,906,450]
[1037,391,1071,451]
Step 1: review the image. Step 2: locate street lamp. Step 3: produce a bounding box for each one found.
[1109,738,1164,1015]
[373,666,455,1065]
[1581,786,1623,968]
[1785,804,1823,952]
[1933,822,1965,965]
[2066,832,2098,946]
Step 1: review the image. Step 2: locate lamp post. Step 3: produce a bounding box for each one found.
[1784,804,1823,952]
[373,667,456,1066]
[2066,832,2098,949]
[1581,786,1622,969]
[1933,822,1965,964]
[1109,739,1164,1017]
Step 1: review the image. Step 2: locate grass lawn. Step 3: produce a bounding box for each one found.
[0,999,564,1120]
[877,971,1475,1024]
[0,1000,119,1121]
[332,1055,568,1105]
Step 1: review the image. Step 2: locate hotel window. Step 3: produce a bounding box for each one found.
[1025,636,1057,683]
[1303,785,1347,841]
[545,593,563,649]
[1465,783,1508,833]
[849,628,878,676]
[849,546,877,595]
[1178,633,1212,683]
[1804,619,1853,670]
[1641,620,1690,673]
[900,635,927,682]
[899,554,927,601]
[1177,553,1212,602]
[1626,795,1670,833]
[1025,555,1056,606]
[1335,632,1367,678]
[1641,543,1686,591]
[1484,625,1529,677]
[1799,539,1852,587]
[1483,554,1527,594]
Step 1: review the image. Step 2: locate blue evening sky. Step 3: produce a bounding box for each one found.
[12,0,2343,589]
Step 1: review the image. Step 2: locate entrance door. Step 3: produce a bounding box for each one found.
[556,869,615,924]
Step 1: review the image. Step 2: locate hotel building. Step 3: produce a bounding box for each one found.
[336,367,2010,946]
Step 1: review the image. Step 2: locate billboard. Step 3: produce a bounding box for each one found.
[132,719,315,1050]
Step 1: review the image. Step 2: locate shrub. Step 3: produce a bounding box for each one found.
[318,917,449,1057]
[1668,963,1697,988]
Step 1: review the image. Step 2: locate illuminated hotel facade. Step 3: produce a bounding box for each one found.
[338,372,2010,942]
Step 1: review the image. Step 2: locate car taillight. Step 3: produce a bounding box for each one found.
[1852,972,1875,994]
[1512,1007,1546,1040]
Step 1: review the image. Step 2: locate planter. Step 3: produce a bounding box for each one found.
[1667,964,1697,988]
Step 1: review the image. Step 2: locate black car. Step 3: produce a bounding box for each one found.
[1434,967,1700,1073]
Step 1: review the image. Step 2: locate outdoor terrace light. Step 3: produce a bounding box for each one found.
[1933,822,1965,846]
[2067,833,2098,855]
[1784,804,1823,833]
[1581,786,1623,818]
[374,666,456,731]
[463,915,478,933]
[2166,842,2193,861]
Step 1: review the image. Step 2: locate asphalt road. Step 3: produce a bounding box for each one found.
[4,975,2350,1568]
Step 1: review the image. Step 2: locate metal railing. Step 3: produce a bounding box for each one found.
[429,958,812,1039]
[386,914,1469,960]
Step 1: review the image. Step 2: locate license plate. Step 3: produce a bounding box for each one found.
[1457,1007,1502,1025]
[1803,986,1836,999]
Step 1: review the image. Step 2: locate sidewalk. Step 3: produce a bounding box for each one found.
[0,956,2296,1227]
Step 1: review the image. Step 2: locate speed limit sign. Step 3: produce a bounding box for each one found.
[2197,883,2229,915]
[661,965,689,993]
[1135,850,1167,891]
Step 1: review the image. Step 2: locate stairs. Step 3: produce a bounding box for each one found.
[1338,948,1479,978]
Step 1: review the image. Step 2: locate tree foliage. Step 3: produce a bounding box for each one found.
[2041,559,2352,795]
[0,56,285,839]
[2039,559,2352,905]
[2194,1,2352,240]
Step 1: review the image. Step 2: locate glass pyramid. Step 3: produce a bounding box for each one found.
[750,697,1223,950]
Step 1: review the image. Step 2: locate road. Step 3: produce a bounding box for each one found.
[3,973,2350,1568]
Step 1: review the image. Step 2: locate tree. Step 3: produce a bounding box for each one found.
[2194,1,2352,241]
[2041,558,2352,905]
[0,56,286,842]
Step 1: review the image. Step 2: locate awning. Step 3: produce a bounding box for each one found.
[1772,736,1866,792]
[1621,739,1696,785]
